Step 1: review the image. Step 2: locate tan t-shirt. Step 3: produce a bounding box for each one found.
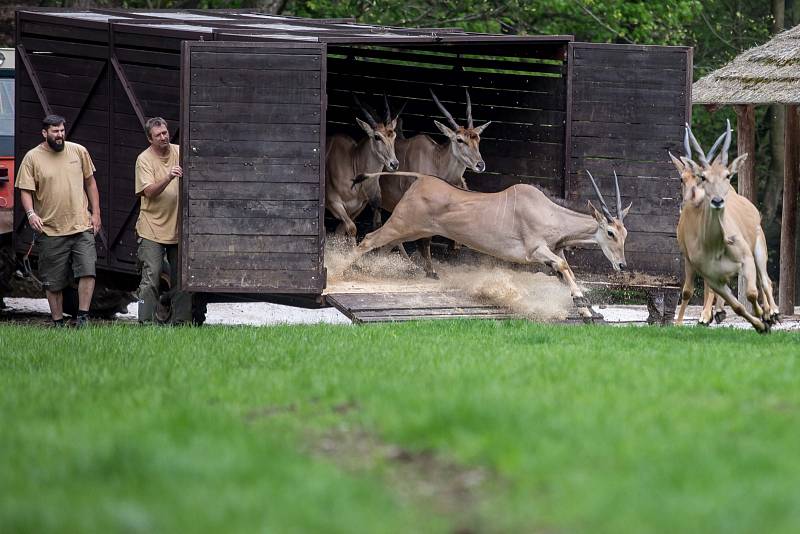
[135,144,180,245]
[15,141,95,237]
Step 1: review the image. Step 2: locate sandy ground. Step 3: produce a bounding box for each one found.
[2,297,799,330]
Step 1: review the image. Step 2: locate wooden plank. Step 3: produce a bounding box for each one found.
[189,234,318,253]
[573,65,685,87]
[21,21,107,43]
[29,53,106,77]
[572,137,682,160]
[189,68,321,89]
[116,47,180,68]
[188,162,319,183]
[191,51,321,70]
[571,102,684,125]
[570,158,676,176]
[188,217,318,235]
[356,314,515,323]
[190,139,319,159]
[190,123,320,143]
[572,84,685,106]
[188,199,318,219]
[187,251,318,271]
[325,291,504,310]
[572,121,682,141]
[120,64,180,87]
[189,104,321,124]
[573,47,688,70]
[23,36,107,59]
[184,269,322,292]
[189,182,319,202]
[190,86,322,106]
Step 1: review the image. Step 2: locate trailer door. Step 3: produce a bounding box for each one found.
[180,41,326,294]
[566,43,691,281]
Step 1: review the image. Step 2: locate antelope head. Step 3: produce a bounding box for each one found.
[354,94,400,171]
[586,170,632,271]
[430,89,492,173]
[684,120,748,211]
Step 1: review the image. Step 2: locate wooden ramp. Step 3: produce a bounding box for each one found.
[325,290,587,324]
[325,291,515,323]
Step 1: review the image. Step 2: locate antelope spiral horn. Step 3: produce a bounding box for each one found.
[430,89,460,130]
[586,170,614,221]
[352,93,377,128]
[465,89,473,129]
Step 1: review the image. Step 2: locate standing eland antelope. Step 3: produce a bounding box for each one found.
[375,89,492,276]
[325,95,400,239]
[345,170,631,319]
[675,122,778,333]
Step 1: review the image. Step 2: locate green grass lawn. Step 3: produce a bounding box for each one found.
[1,321,799,533]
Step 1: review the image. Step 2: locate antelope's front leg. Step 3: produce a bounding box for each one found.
[531,247,594,320]
[700,282,715,325]
[707,281,768,334]
[676,260,695,325]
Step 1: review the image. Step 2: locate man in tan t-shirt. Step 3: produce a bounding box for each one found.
[134,117,190,324]
[16,114,101,327]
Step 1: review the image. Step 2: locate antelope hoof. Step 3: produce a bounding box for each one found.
[713,310,727,324]
[757,321,771,335]
[425,271,440,280]
[696,320,711,328]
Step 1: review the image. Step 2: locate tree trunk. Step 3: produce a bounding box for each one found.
[736,104,757,311]
[764,3,787,227]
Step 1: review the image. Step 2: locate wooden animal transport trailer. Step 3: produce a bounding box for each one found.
[12,9,691,323]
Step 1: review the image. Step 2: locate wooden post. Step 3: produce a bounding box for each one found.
[735,104,757,310]
[780,105,798,316]
[735,104,757,202]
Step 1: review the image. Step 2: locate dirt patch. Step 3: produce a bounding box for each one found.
[314,426,492,532]
[325,236,573,321]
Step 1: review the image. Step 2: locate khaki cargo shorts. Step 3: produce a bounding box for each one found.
[37,230,97,292]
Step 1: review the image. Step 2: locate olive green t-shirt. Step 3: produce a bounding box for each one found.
[15,142,95,237]
[135,144,180,245]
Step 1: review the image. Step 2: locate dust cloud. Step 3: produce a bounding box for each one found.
[325,235,573,321]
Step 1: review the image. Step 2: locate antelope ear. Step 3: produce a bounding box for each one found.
[434,120,456,139]
[669,152,685,173]
[730,153,748,174]
[621,202,632,220]
[356,117,374,135]
[473,121,492,135]
[587,200,605,225]
[681,156,703,176]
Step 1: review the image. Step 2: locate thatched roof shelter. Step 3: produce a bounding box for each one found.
[692,26,800,315]
[693,25,800,105]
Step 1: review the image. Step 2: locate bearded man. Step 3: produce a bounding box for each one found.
[16,114,101,327]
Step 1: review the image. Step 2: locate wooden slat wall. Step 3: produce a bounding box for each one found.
[566,43,690,281]
[15,17,111,267]
[325,44,568,197]
[181,42,326,293]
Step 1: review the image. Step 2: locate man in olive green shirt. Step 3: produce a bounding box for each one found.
[134,117,190,324]
[16,114,101,327]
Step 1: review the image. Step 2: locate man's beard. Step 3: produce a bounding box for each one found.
[46,137,65,152]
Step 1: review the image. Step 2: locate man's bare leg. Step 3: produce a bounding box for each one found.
[78,276,95,312]
[45,289,64,320]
